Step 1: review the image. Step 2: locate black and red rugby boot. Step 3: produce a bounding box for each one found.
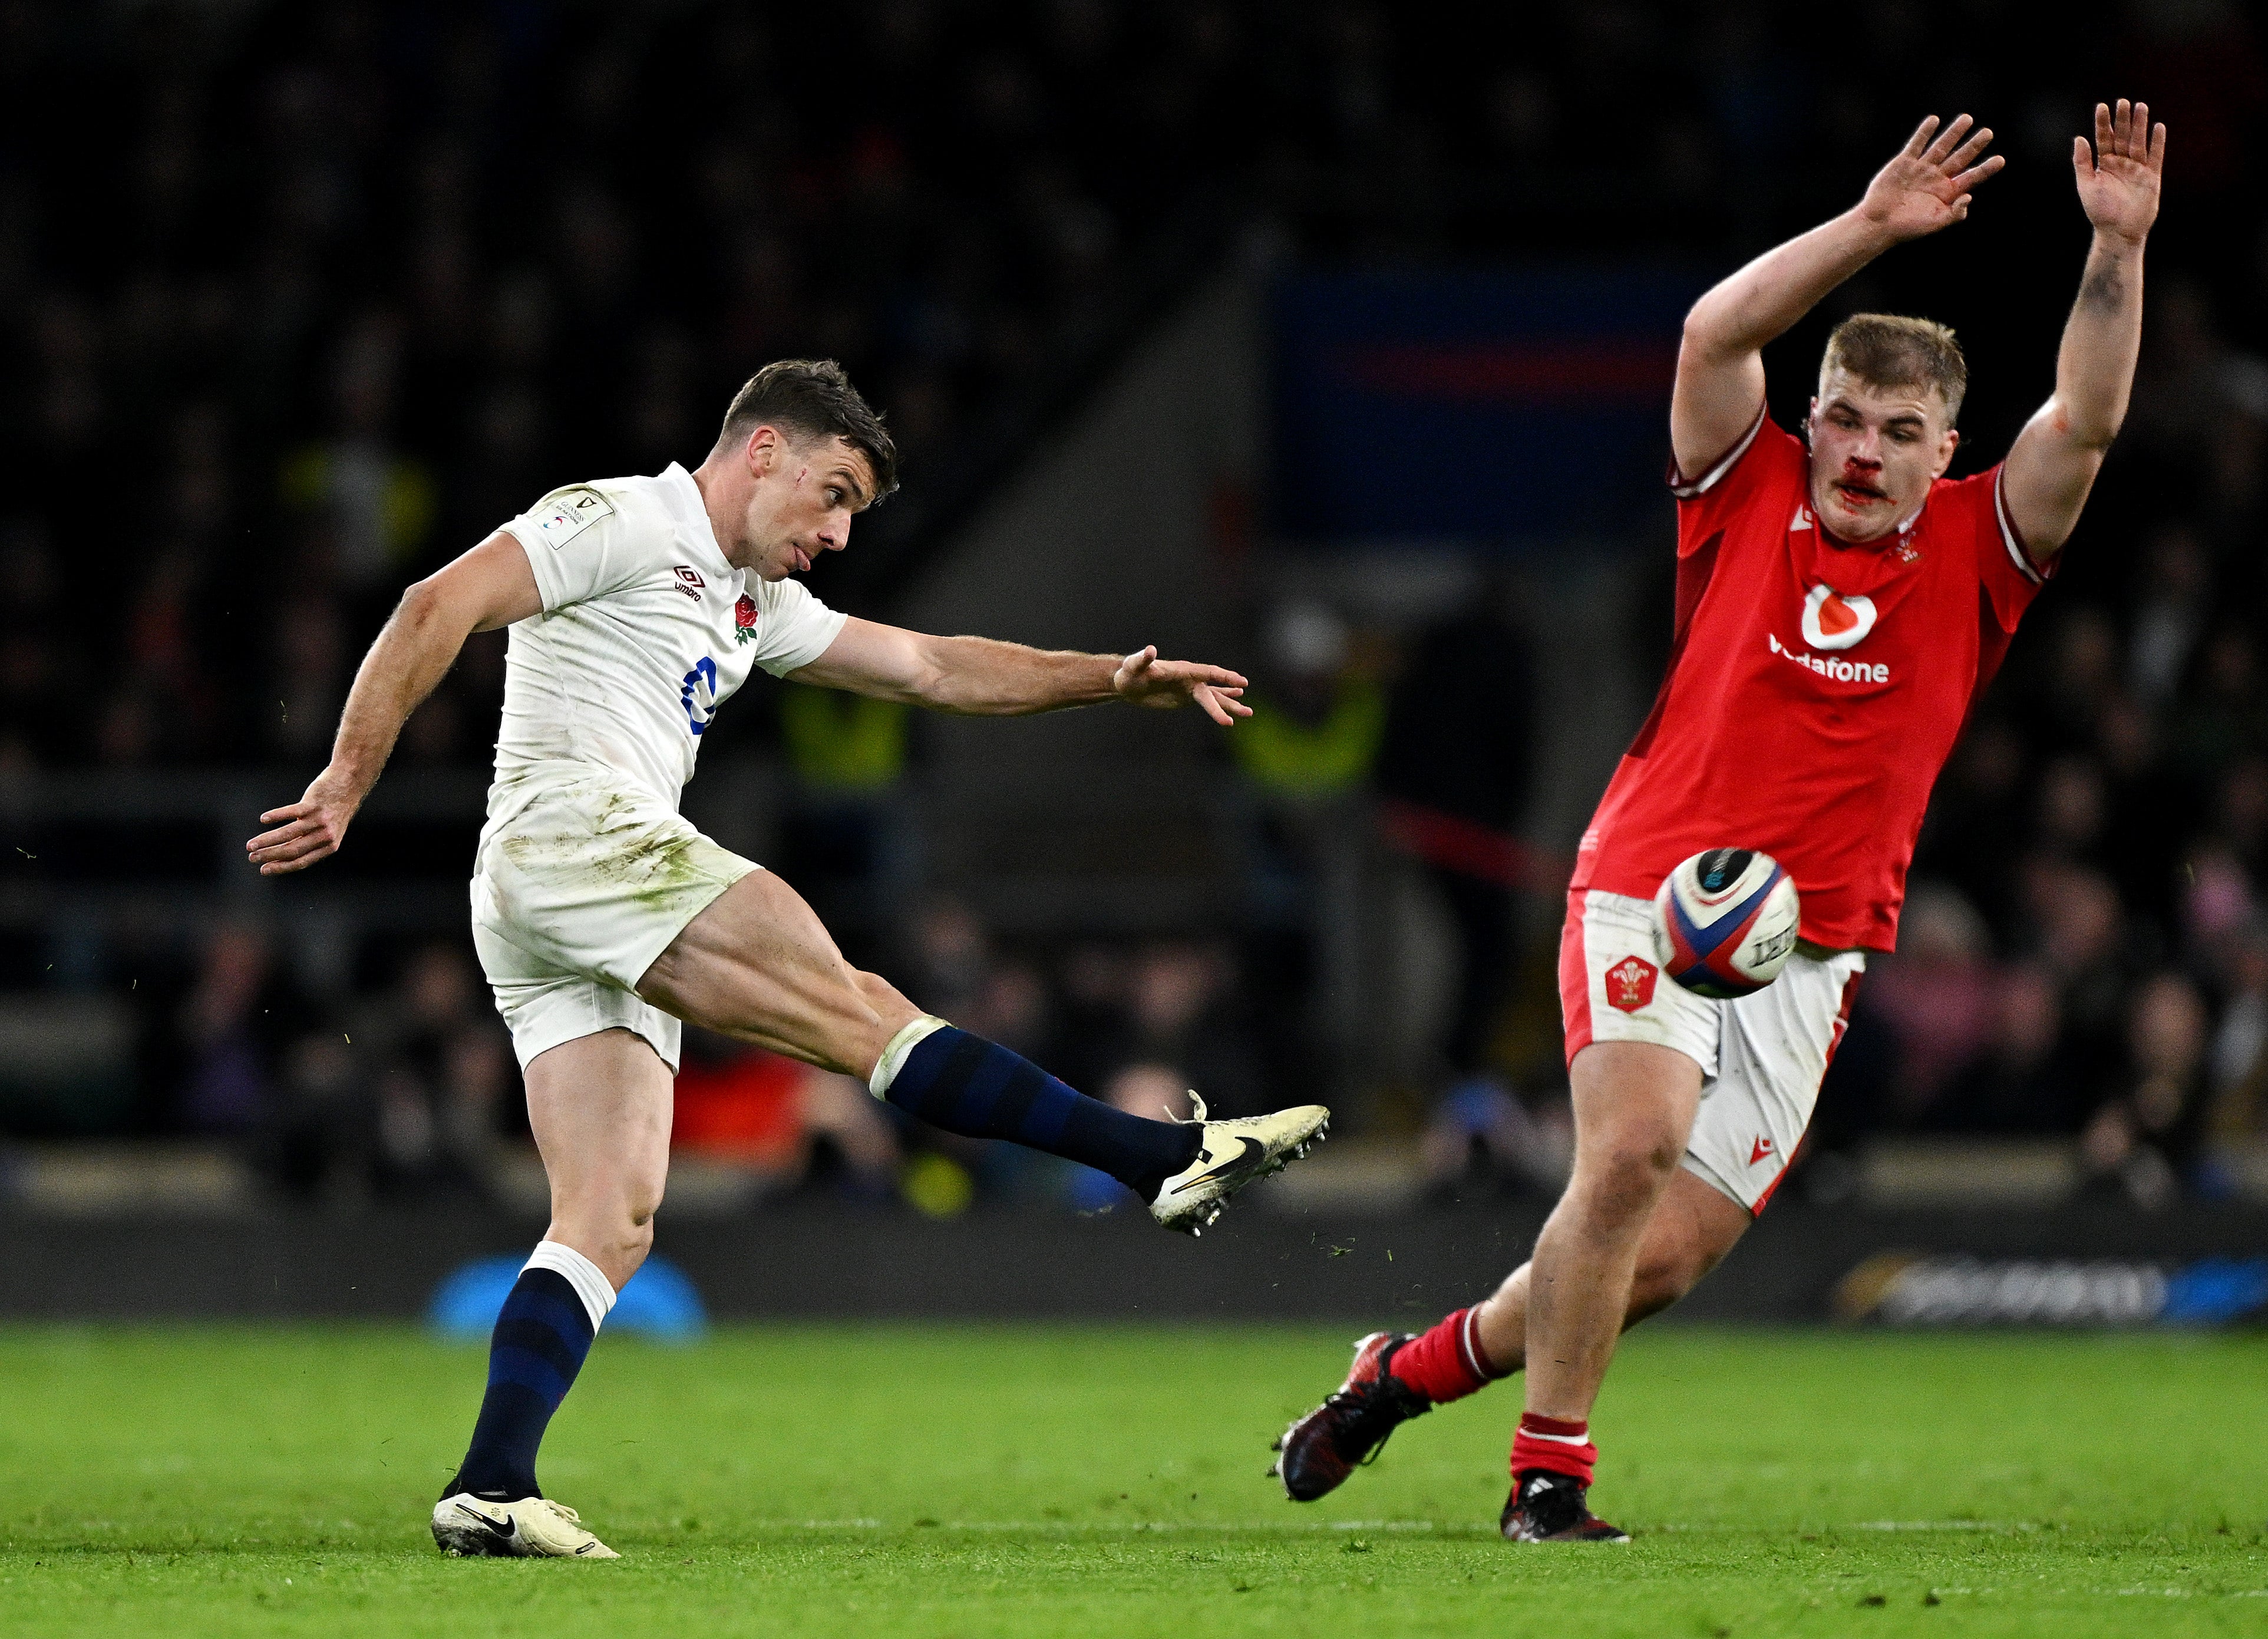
[1269,1331,1431,1501]
[1498,1469,1630,1543]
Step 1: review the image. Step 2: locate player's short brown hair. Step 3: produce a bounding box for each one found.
[716,358,899,501]
[1820,314,1968,424]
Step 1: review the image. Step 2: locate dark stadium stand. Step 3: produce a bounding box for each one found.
[2,1,2266,1215]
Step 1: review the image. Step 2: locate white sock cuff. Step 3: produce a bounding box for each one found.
[869,1014,951,1099]
[524,1241,616,1332]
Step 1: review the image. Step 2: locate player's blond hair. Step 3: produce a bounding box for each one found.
[1820,314,1967,424]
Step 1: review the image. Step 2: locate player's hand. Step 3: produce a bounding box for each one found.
[245,767,362,876]
[1111,646,1252,726]
[1858,114,2003,241]
[2074,100,2164,246]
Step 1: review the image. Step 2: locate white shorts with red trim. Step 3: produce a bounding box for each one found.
[1559,889,1864,1214]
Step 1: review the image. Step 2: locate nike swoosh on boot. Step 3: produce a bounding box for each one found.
[1169,1136,1264,1195]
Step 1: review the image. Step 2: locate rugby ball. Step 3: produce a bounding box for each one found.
[1652,849,1801,999]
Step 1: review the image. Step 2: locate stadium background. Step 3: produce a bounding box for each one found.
[0,0,2263,1331]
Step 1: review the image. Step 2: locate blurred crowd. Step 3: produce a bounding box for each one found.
[1820,272,2268,1205]
[0,0,1240,768]
[8,1,2258,772]
[111,899,1288,1215]
[4,2,2268,1208]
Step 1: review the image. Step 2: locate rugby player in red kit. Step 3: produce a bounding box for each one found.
[1273,101,2167,1540]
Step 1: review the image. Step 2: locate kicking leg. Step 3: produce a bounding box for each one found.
[638,870,1325,1229]
[1273,1163,1745,1502]
[434,1027,668,1559]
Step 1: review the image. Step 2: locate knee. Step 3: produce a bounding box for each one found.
[590,1211,655,1290]
[853,971,920,1040]
[1627,1193,1746,1320]
[623,1166,666,1239]
[1577,1132,1685,1223]
[553,1175,663,1290]
[853,969,905,1010]
[841,971,920,1076]
[612,1215,656,1281]
[1629,1236,1707,1318]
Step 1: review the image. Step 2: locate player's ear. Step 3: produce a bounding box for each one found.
[744,424,778,476]
[1934,426,1959,478]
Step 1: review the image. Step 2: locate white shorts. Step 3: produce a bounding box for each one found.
[470,762,758,1073]
[1559,888,1864,1214]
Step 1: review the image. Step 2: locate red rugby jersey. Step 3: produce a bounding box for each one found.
[1571,407,2049,952]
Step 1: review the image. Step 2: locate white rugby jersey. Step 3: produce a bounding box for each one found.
[491,463,846,812]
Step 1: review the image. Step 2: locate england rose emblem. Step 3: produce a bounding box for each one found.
[733,594,758,645]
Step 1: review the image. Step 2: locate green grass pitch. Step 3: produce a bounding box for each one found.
[0,1323,2260,1636]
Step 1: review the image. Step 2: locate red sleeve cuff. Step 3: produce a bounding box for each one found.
[1668,401,1769,500]
[1992,466,2050,585]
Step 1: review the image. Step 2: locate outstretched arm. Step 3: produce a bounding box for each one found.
[789,616,1250,725]
[245,533,540,875]
[1673,114,2003,476]
[2002,100,2165,562]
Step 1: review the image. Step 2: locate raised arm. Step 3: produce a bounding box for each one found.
[1672,115,2003,476]
[245,532,541,875]
[2002,100,2165,562]
[789,616,1250,725]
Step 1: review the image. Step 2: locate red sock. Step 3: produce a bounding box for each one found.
[1511,1413,1597,1487]
[1386,1306,1506,1404]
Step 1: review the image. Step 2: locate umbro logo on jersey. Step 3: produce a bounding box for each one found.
[1800,584,1876,650]
[1749,1136,1775,1166]
[672,566,705,602]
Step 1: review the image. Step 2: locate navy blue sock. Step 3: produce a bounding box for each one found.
[447,1268,595,1499]
[882,1027,1201,1198]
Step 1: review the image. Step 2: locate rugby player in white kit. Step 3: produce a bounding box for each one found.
[246,360,1329,1558]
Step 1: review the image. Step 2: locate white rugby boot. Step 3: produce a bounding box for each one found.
[1148,1094,1330,1235]
[432,1492,620,1559]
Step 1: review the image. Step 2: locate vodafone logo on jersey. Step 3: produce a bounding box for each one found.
[1769,631,1889,684]
[1773,583,1889,683]
[1800,584,1877,651]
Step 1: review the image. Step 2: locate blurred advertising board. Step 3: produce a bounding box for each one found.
[1270,266,1703,549]
[1832,1252,2268,1328]
[2,1199,2262,1325]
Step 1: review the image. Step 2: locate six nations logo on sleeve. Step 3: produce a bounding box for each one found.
[529,487,612,548]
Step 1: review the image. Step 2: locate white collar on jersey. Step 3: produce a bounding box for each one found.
[655,462,734,571]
